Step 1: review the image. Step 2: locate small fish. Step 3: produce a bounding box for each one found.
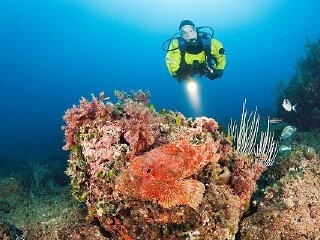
[115,140,220,209]
[278,145,292,152]
[280,126,297,140]
[269,118,283,124]
[282,99,297,113]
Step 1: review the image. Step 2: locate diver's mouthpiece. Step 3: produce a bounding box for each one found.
[189,38,197,45]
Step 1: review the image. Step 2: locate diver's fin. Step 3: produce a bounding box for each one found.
[158,179,205,209]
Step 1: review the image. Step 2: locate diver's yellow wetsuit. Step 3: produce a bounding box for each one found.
[165,38,226,80]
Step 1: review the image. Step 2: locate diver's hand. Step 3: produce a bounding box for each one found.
[207,69,224,80]
[175,69,189,82]
[174,70,189,83]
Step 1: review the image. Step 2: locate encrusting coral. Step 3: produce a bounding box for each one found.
[62,90,270,239]
[240,139,320,240]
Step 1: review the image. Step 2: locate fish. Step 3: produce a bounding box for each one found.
[278,145,292,152]
[115,139,220,209]
[280,126,297,140]
[269,118,283,124]
[282,99,297,113]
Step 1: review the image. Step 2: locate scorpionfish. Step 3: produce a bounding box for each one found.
[115,139,220,209]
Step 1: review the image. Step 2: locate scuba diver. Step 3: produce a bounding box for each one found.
[163,20,226,82]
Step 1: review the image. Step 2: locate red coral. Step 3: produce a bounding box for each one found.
[120,99,163,156]
[230,157,263,208]
[114,89,150,106]
[194,117,219,133]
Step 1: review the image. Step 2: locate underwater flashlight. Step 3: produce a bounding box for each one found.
[185,77,201,114]
[186,78,198,93]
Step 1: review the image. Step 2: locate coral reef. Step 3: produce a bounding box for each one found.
[62,90,271,239]
[277,39,320,131]
[240,130,320,239]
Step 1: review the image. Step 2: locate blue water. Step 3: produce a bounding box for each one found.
[1,0,320,159]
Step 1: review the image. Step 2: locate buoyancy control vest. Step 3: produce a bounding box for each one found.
[176,34,213,70]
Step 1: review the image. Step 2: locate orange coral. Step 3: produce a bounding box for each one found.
[115,139,220,209]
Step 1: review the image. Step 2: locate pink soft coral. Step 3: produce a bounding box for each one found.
[119,99,163,156]
[62,94,113,150]
[63,90,163,159]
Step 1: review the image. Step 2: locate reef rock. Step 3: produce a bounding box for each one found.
[240,132,320,240]
[62,90,266,239]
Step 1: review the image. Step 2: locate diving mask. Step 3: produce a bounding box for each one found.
[181,25,197,45]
